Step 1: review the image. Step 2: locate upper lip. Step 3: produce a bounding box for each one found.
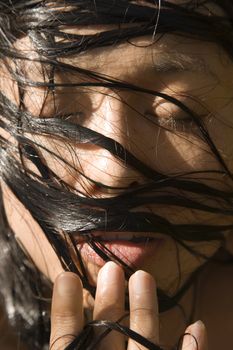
[74,231,165,243]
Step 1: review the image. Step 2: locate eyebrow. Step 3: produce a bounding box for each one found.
[152,52,213,76]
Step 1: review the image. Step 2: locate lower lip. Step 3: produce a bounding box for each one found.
[77,239,164,267]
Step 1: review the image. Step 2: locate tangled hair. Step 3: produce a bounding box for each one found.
[0,0,233,349]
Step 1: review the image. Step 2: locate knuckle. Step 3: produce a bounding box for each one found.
[52,313,78,327]
[96,305,124,321]
[52,307,78,319]
[131,307,157,319]
[97,295,120,310]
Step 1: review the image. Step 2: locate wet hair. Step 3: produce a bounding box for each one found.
[0,0,233,349]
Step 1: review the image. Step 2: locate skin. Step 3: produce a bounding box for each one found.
[3,34,233,282]
[1,2,233,349]
[50,262,208,350]
[3,33,233,287]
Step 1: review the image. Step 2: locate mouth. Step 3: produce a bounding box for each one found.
[74,232,164,267]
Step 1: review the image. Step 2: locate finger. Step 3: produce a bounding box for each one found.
[93,261,125,350]
[181,321,208,350]
[50,272,84,350]
[128,270,159,350]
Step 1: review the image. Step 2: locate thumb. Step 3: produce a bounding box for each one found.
[181,320,208,350]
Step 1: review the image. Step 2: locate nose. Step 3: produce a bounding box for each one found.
[71,90,144,196]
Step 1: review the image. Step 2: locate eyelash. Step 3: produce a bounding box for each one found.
[144,111,198,133]
[156,115,197,133]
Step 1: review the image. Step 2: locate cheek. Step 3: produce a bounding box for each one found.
[208,105,233,170]
[1,182,63,283]
[127,115,218,174]
[161,132,218,172]
[142,237,221,293]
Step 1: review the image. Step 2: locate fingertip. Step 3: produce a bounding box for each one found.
[129,270,156,291]
[181,320,208,350]
[54,272,83,297]
[98,261,124,284]
[186,320,207,338]
[55,271,82,282]
[99,261,122,273]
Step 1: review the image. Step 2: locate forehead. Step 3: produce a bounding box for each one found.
[57,34,228,88]
[61,35,207,72]
[15,31,229,93]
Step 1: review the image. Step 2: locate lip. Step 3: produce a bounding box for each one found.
[76,237,164,268]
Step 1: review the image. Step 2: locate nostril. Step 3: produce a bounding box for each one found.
[129,181,140,188]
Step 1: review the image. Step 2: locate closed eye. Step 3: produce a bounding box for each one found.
[144,111,202,134]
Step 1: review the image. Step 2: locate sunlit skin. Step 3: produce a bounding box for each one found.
[49,263,208,350]
[1,3,233,349]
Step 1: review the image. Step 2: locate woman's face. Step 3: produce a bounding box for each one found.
[2,4,233,303]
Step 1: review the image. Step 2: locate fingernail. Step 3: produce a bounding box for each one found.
[130,270,155,294]
[182,320,206,350]
[98,261,120,287]
[192,320,205,332]
[56,272,81,297]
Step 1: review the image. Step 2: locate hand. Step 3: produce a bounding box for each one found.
[49,262,208,350]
